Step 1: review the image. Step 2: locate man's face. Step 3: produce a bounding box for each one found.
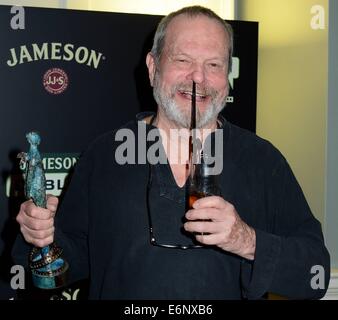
[147,15,230,128]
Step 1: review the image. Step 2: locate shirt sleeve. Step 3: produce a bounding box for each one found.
[52,148,91,284]
[241,157,330,299]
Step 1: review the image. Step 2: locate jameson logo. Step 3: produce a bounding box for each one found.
[5,153,79,198]
[6,43,104,69]
[43,68,69,95]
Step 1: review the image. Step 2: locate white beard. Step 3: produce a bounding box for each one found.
[152,71,227,129]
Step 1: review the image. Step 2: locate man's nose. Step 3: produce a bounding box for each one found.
[186,62,206,85]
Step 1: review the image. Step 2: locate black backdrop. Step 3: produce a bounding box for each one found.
[0,5,258,299]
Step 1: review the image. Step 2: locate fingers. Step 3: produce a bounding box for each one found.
[184,220,217,234]
[20,214,54,231]
[184,198,237,247]
[186,197,236,223]
[16,198,57,247]
[46,195,58,213]
[20,200,55,220]
[22,231,54,248]
[183,220,228,246]
[195,233,220,246]
[192,196,235,211]
[184,221,230,247]
[184,215,230,235]
[184,199,255,258]
[186,207,220,221]
[20,225,55,240]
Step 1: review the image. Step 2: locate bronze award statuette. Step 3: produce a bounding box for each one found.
[18,132,68,289]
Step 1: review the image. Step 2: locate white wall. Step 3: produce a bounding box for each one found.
[236,0,328,228]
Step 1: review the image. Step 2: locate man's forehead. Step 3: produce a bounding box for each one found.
[165,14,227,44]
[163,14,228,56]
[168,14,219,30]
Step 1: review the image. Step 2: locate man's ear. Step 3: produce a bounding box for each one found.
[146,52,156,87]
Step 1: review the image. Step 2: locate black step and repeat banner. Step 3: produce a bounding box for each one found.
[0,5,258,299]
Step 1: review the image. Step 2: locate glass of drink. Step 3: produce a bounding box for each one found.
[187,151,221,235]
[188,152,221,206]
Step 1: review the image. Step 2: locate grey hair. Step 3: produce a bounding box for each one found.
[150,5,233,73]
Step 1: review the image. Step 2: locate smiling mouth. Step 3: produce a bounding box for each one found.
[178,90,207,101]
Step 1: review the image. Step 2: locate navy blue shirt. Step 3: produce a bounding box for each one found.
[13,113,330,299]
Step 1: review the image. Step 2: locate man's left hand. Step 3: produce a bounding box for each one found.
[184,196,256,260]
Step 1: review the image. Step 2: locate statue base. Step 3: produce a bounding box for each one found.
[29,243,69,289]
[32,262,69,289]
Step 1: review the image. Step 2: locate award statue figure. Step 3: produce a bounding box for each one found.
[18,132,68,289]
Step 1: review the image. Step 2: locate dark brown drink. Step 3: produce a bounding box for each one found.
[188,191,212,235]
[189,191,208,209]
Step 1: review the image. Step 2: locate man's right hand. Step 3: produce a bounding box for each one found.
[16,195,59,248]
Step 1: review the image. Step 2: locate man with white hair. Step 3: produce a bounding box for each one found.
[14,6,330,299]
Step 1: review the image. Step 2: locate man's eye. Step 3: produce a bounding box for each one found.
[207,62,226,72]
[209,63,220,68]
[177,59,189,63]
[173,58,192,68]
